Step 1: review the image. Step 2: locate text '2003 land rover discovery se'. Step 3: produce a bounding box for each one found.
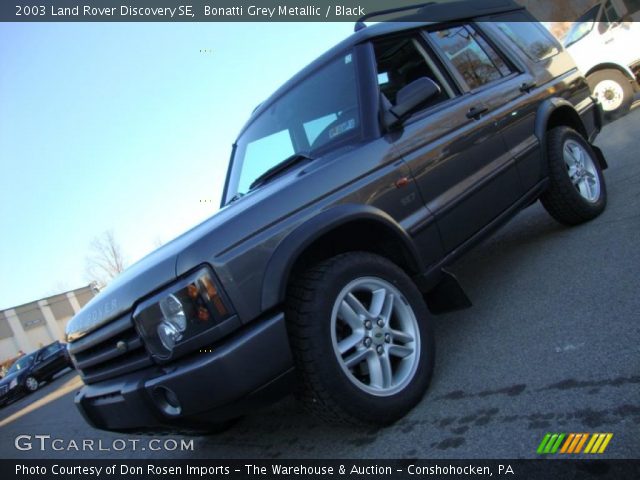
[67,0,608,432]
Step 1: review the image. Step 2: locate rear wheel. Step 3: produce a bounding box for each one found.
[540,127,606,225]
[587,69,634,119]
[286,252,434,425]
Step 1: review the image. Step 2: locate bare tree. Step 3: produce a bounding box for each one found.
[84,230,128,288]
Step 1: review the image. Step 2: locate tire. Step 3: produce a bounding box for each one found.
[25,376,39,392]
[540,127,606,225]
[286,252,434,426]
[587,69,634,120]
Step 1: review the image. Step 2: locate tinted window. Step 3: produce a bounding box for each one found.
[41,344,59,358]
[229,52,359,197]
[494,18,560,61]
[603,0,623,23]
[429,25,512,90]
[373,35,454,108]
[563,6,599,47]
[8,354,35,374]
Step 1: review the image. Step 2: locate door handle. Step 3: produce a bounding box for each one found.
[519,81,537,93]
[466,105,489,119]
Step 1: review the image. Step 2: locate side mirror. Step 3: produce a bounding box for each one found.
[382,77,441,130]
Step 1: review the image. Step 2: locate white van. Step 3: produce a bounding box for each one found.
[564,0,640,117]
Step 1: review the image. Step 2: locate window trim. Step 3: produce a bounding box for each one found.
[474,21,530,76]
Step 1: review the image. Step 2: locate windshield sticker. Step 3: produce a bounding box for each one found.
[329,118,356,139]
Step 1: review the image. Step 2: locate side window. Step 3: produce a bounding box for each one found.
[491,13,560,62]
[40,345,56,359]
[373,34,455,110]
[429,25,513,90]
[603,0,623,23]
[599,0,624,32]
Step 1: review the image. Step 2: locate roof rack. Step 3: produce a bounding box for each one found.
[353,0,522,32]
[354,2,435,31]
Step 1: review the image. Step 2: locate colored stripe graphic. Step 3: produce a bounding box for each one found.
[539,433,613,454]
[585,433,614,454]
[537,433,565,454]
[597,433,613,453]
[537,434,552,454]
[550,433,565,453]
[562,433,579,453]
[574,433,589,453]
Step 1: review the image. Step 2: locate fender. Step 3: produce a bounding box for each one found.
[534,97,589,176]
[260,204,423,311]
[534,97,586,143]
[585,63,637,85]
[535,97,608,172]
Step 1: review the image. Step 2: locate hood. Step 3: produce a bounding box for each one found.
[65,187,271,342]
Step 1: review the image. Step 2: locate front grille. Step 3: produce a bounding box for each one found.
[68,315,153,384]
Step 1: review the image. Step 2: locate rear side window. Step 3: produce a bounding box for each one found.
[429,25,512,90]
[491,13,560,62]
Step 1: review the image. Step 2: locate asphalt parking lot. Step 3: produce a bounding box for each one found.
[1,105,638,460]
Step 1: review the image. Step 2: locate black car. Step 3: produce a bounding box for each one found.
[0,341,72,406]
[67,0,607,432]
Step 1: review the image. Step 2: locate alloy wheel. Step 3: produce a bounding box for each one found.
[330,277,421,397]
[563,139,601,203]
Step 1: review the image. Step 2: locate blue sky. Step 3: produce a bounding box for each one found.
[0,22,354,310]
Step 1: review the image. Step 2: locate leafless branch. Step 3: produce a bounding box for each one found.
[84,230,128,288]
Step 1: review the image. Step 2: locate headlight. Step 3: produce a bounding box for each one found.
[9,378,18,389]
[133,266,236,360]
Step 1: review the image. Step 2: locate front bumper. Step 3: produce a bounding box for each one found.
[75,312,294,431]
[0,387,19,405]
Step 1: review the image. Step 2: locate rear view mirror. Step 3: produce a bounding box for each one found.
[382,77,441,129]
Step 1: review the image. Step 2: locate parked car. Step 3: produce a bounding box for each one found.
[563,0,640,117]
[66,0,608,432]
[0,341,72,406]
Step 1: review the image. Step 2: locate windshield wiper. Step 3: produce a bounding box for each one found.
[249,152,313,190]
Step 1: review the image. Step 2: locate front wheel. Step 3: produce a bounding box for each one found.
[25,376,39,392]
[540,127,607,225]
[286,252,434,425]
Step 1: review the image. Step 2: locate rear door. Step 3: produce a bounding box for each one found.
[387,24,524,252]
[33,344,60,378]
[478,15,564,190]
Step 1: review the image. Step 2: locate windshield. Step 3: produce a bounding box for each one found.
[563,5,600,47]
[225,51,360,201]
[7,354,35,374]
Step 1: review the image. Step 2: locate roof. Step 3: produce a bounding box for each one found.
[241,0,523,133]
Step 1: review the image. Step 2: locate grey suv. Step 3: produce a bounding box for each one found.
[67,0,608,431]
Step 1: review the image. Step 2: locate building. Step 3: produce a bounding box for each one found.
[0,285,97,362]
